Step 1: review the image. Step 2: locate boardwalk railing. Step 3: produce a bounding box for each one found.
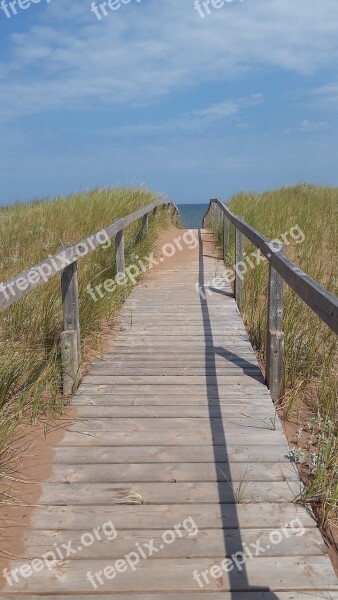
[202,198,338,401]
[0,199,178,395]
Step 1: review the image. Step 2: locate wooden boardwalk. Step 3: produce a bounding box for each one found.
[1,228,337,599]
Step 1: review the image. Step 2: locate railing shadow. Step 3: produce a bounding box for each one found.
[198,228,280,597]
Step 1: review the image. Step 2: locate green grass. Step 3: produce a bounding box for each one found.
[208,184,338,528]
[0,187,175,502]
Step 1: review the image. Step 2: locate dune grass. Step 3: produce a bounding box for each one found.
[208,184,338,529]
[0,187,174,501]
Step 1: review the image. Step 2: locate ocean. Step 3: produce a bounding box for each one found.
[177,204,209,229]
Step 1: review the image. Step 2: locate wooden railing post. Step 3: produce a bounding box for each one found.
[115,229,125,275]
[218,205,222,229]
[142,213,149,238]
[223,214,229,261]
[214,203,218,228]
[266,246,284,401]
[215,204,219,229]
[210,202,215,227]
[61,258,81,396]
[235,228,244,307]
[153,206,158,218]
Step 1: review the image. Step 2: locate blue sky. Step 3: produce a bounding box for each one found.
[1,0,338,205]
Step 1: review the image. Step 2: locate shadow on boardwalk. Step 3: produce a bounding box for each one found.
[198,229,280,598]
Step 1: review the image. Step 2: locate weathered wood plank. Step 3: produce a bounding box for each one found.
[100,347,257,356]
[72,405,276,418]
[91,356,260,367]
[81,375,265,385]
[67,417,283,434]
[48,462,297,483]
[59,430,290,446]
[1,594,337,600]
[72,394,273,406]
[28,503,317,530]
[78,385,271,396]
[19,528,326,559]
[3,557,336,593]
[89,366,263,377]
[53,445,291,464]
[38,481,301,504]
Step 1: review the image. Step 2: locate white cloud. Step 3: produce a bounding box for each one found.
[312,82,338,107]
[0,0,338,118]
[99,95,262,137]
[300,120,330,132]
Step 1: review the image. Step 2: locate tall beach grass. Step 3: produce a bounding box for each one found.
[0,187,174,502]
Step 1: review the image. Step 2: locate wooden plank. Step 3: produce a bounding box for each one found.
[83,349,260,365]
[89,366,262,377]
[19,528,326,559]
[90,356,260,366]
[38,481,301,504]
[80,375,265,386]
[72,406,276,418]
[67,417,283,433]
[77,386,273,397]
[60,430,289,447]
[118,312,241,318]
[100,340,254,347]
[3,557,336,593]
[100,339,253,346]
[101,347,257,355]
[1,594,337,600]
[28,503,317,530]
[53,445,291,464]
[71,394,273,405]
[48,462,298,483]
[113,329,250,335]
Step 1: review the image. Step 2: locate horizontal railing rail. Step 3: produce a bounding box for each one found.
[202,198,338,401]
[0,199,178,394]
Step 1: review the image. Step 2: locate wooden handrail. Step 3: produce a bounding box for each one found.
[0,198,178,394]
[0,199,177,312]
[203,198,338,400]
